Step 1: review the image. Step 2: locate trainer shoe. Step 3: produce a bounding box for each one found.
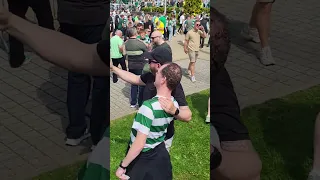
[259,46,275,66]
[65,129,91,146]
[130,104,136,108]
[241,26,260,43]
[205,116,210,123]
[191,76,196,83]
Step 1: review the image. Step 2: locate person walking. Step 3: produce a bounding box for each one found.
[168,15,174,41]
[57,0,109,149]
[7,0,54,68]
[110,30,127,83]
[184,20,207,82]
[177,11,185,34]
[200,14,209,48]
[241,0,275,66]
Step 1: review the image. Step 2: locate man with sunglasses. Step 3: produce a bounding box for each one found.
[150,31,172,53]
[184,20,207,82]
[111,47,192,152]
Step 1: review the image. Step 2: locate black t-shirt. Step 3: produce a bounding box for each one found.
[140,72,188,139]
[152,42,172,55]
[211,67,249,141]
[57,0,108,25]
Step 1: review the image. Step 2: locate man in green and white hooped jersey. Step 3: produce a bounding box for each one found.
[116,62,184,180]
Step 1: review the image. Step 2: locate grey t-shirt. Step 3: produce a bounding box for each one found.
[125,39,148,70]
[57,0,109,25]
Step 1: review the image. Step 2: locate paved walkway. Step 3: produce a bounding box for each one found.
[0,0,319,179]
[214,0,320,109]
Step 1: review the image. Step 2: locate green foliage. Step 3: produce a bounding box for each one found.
[183,0,203,15]
[142,7,182,14]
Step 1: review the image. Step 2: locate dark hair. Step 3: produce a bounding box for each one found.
[160,63,182,91]
[210,7,231,75]
[137,23,143,27]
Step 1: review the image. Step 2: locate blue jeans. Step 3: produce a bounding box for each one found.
[168,26,173,41]
[129,69,143,106]
[60,23,109,145]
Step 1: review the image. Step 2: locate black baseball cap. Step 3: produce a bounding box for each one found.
[143,47,172,65]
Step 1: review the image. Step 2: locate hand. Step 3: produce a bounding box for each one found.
[0,6,12,30]
[184,48,188,54]
[116,167,128,180]
[110,61,114,70]
[159,97,176,115]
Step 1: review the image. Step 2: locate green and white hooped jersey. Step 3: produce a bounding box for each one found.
[129,96,179,152]
[78,127,110,180]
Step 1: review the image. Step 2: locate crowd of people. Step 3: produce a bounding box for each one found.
[109,6,211,179]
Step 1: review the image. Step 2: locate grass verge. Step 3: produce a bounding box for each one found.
[33,85,320,180]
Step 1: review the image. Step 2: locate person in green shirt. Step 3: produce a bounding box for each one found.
[168,15,174,41]
[137,29,151,45]
[110,30,127,83]
[159,14,167,39]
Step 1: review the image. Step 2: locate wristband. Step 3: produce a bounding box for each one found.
[119,161,127,169]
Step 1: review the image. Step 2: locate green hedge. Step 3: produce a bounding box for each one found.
[142,7,209,15]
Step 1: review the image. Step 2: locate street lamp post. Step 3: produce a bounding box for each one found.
[164,0,167,14]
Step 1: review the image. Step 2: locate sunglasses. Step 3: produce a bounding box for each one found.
[148,59,159,64]
[151,36,160,39]
[196,24,201,26]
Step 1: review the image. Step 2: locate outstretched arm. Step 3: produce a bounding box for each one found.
[2,9,109,76]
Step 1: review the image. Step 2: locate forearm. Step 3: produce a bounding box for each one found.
[175,107,192,122]
[184,41,188,50]
[113,66,144,85]
[6,14,108,76]
[122,140,144,167]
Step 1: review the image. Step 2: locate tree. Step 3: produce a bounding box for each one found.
[183,0,203,15]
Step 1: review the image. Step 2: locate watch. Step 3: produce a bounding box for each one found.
[174,108,180,116]
[119,161,127,169]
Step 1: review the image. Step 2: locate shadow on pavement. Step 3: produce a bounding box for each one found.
[36,66,92,151]
[121,82,132,100]
[227,18,260,57]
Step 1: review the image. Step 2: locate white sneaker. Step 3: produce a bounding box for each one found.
[130,105,136,108]
[191,76,196,82]
[241,26,260,43]
[259,46,275,66]
[205,116,210,123]
[65,129,91,146]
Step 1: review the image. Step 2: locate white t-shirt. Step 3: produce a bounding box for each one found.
[179,15,185,24]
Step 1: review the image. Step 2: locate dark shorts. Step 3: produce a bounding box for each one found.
[126,143,172,180]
